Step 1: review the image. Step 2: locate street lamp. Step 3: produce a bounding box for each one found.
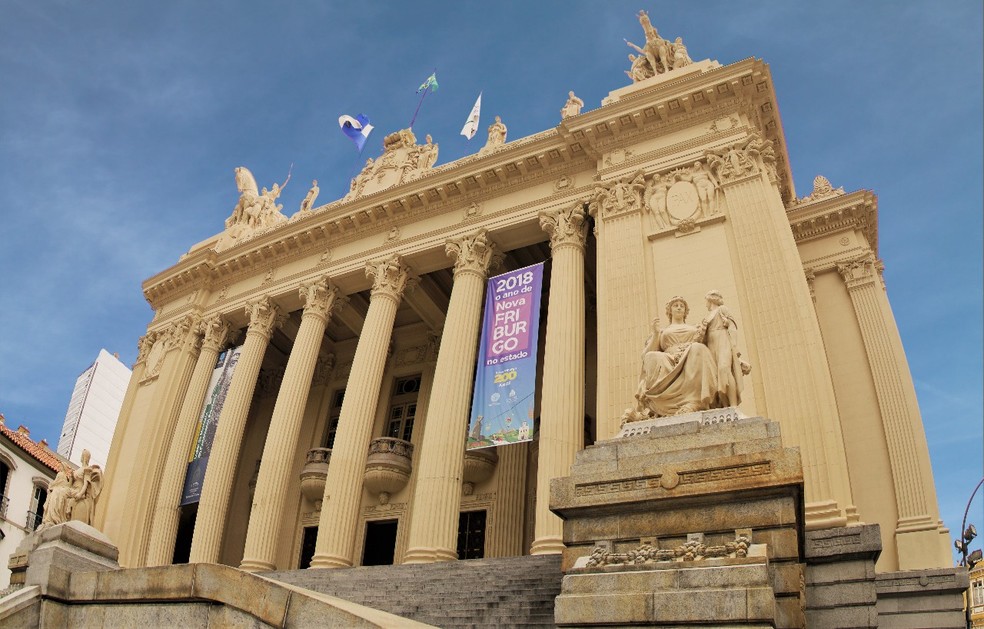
[957,477,984,628]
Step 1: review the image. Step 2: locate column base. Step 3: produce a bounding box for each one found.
[402,546,458,564]
[239,558,275,573]
[896,516,951,570]
[804,499,848,530]
[530,536,565,555]
[308,553,353,569]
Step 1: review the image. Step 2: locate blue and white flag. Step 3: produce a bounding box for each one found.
[338,114,374,153]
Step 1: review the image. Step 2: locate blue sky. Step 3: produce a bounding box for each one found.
[1,2,981,558]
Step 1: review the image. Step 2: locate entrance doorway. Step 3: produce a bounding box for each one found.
[362,519,398,566]
[457,510,487,560]
[298,526,318,569]
[172,502,198,564]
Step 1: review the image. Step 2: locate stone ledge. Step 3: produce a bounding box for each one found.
[804,523,881,563]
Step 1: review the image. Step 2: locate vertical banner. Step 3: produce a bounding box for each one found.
[180,345,242,505]
[467,263,544,449]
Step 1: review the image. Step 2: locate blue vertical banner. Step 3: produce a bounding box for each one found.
[467,263,544,450]
[180,345,242,505]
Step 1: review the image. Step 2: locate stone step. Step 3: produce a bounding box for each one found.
[264,554,563,627]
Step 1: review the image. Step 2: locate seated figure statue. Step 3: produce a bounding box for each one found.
[634,296,718,417]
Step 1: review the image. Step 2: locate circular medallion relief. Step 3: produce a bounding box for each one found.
[665,181,700,221]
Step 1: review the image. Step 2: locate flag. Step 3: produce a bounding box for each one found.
[417,72,438,94]
[460,92,482,140]
[338,114,374,153]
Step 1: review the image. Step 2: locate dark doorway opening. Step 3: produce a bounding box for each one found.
[298,526,318,569]
[457,510,487,560]
[362,519,398,566]
[172,502,198,564]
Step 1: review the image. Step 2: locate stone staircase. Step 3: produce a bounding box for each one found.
[263,554,563,628]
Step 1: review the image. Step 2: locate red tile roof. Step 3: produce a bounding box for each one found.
[0,416,63,473]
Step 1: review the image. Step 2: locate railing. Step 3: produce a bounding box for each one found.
[26,510,42,531]
[0,495,8,519]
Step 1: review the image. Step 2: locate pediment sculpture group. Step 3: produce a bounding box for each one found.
[624,291,751,424]
[37,449,104,532]
[625,10,693,82]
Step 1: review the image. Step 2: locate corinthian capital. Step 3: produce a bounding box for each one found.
[446,229,499,279]
[165,314,202,353]
[836,253,880,289]
[540,203,589,251]
[245,296,286,339]
[366,255,414,302]
[200,315,232,353]
[136,331,159,364]
[300,277,341,322]
[706,134,775,184]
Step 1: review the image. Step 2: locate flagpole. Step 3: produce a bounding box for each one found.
[409,68,437,130]
[409,88,429,130]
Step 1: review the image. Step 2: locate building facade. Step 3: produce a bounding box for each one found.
[95,33,951,576]
[57,349,132,467]
[0,416,60,589]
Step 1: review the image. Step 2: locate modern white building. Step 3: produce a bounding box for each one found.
[0,416,60,590]
[56,349,132,467]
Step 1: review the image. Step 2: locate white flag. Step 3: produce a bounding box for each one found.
[460,92,482,140]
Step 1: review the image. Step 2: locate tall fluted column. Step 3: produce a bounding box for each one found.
[241,279,340,572]
[189,297,283,564]
[146,315,232,566]
[837,254,947,567]
[311,256,412,568]
[532,204,588,555]
[404,230,497,563]
[488,442,529,557]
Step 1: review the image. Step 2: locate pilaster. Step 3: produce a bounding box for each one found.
[241,278,340,572]
[710,134,856,529]
[403,230,497,564]
[532,203,588,555]
[311,256,412,568]
[125,315,202,566]
[189,297,284,564]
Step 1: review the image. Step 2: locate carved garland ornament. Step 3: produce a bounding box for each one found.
[584,531,752,570]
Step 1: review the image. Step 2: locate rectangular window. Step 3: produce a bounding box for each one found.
[385,375,421,442]
[322,389,345,449]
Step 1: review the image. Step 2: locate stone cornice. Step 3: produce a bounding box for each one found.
[786,189,878,255]
[142,58,793,312]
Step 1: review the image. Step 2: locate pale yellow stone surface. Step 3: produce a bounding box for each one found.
[97,22,950,576]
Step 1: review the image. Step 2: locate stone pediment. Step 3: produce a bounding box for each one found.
[345,129,438,202]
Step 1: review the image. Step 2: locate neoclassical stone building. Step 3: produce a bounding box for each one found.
[95,24,951,578]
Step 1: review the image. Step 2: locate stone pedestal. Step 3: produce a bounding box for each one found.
[550,415,806,628]
[7,522,119,594]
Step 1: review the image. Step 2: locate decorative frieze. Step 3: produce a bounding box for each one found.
[581,531,753,570]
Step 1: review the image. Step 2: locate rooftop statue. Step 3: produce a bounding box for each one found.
[561,91,584,119]
[626,292,750,422]
[624,10,693,82]
[345,128,439,201]
[479,115,507,155]
[217,166,290,251]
